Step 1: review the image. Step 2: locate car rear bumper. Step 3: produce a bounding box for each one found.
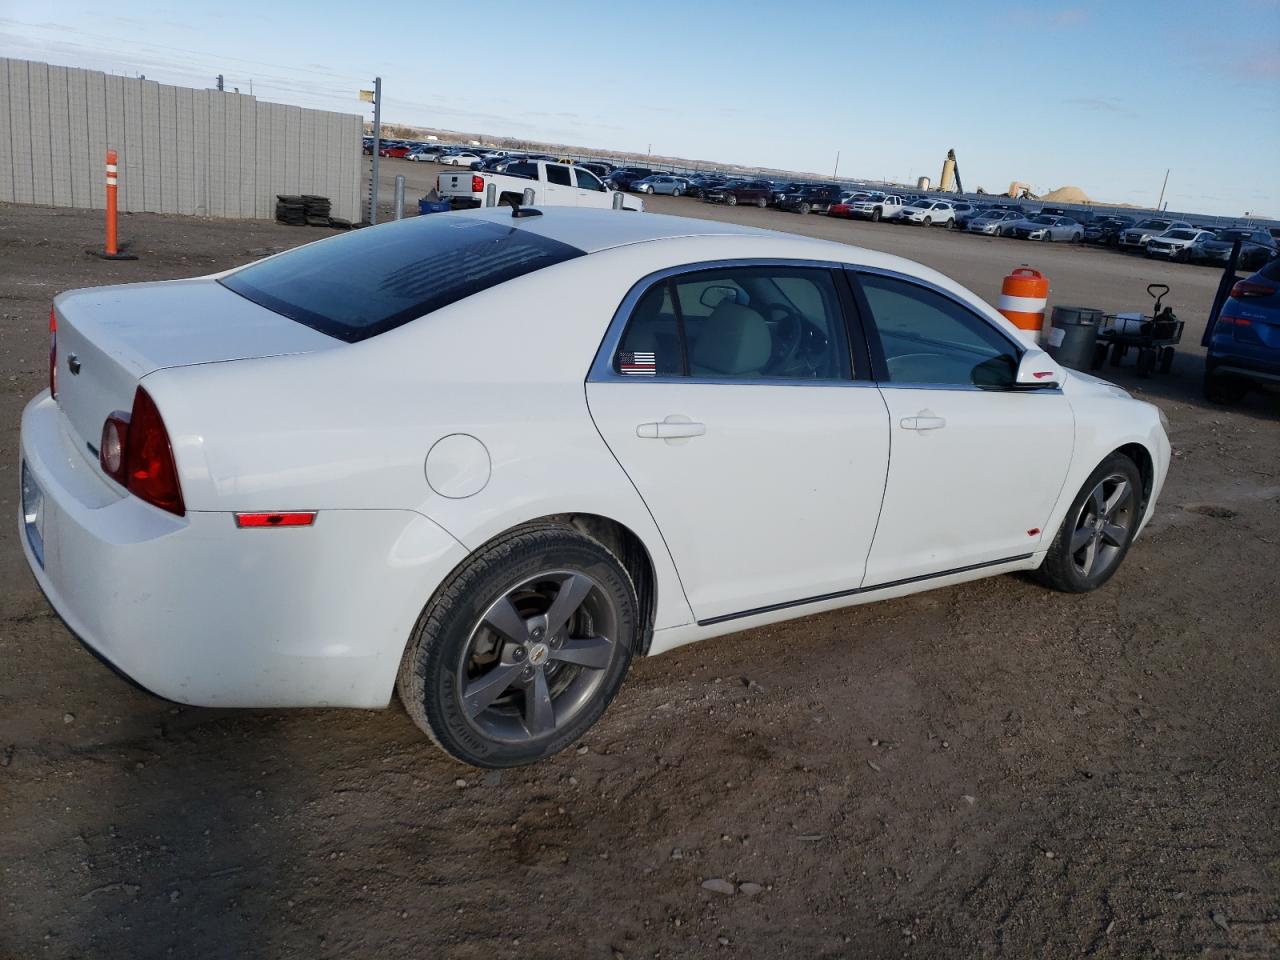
[19,393,469,709]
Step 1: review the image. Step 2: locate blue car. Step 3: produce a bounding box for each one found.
[1204,257,1280,402]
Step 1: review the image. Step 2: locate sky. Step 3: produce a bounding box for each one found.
[2,0,1277,217]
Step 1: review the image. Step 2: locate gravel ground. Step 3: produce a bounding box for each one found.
[1,178,1278,959]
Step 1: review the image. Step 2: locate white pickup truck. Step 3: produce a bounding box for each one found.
[848,193,905,222]
[437,159,644,211]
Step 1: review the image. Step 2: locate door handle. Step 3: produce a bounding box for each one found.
[637,417,706,439]
[900,414,946,431]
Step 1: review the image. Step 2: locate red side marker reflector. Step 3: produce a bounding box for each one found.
[1027,528,1041,537]
[235,512,316,529]
[1032,371,1055,380]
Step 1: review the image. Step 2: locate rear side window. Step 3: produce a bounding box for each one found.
[220,216,585,342]
[613,266,853,382]
[546,165,572,186]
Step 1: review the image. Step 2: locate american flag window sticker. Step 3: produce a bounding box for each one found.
[619,351,656,376]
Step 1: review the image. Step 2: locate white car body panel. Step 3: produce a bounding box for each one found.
[587,380,891,623]
[19,209,1170,709]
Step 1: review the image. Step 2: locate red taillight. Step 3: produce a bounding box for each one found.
[235,512,316,528]
[110,387,185,516]
[471,175,484,193]
[1216,313,1252,327]
[49,306,57,399]
[1230,280,1276,299]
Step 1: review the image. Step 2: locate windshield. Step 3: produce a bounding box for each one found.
[1137,219,1171,230]
[220,216,585,342]
[1164,230,1198,240]
[1032,216,1055,224]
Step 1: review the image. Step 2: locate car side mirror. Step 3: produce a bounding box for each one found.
[1013,349,1063,390]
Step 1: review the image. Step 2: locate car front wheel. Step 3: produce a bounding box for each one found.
[397,524,637,768]
[726,195,738,206]
[1035,454,1142,593]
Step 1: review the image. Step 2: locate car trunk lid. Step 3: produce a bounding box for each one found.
[54,277,338,459]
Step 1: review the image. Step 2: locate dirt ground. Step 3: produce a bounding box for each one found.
[1,174,1278,959]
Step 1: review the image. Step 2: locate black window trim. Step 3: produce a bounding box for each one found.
[844,266,1053,393]
[587,258,875,387]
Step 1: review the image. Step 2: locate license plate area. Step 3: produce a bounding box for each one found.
[21,460,46,568]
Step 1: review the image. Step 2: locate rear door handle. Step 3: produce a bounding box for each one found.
[900,414,946,431]
[637,417,706,439]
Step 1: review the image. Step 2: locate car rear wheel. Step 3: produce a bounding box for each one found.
[397,524,637,768]
[1073,231,1083,242]
[672,188,683,197]
[1203,366,1250,404]
[945,217,955,229]
[1035,454,1142,593]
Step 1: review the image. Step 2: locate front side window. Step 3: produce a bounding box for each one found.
[613,266,852,382]
[574,168,604,190]
[857,273,1019,388]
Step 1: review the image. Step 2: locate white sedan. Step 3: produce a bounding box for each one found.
[21,208,1170,768]
[439,151,483,166]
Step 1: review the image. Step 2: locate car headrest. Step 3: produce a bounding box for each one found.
[691,303,771,375]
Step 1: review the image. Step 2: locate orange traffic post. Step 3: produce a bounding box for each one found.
[88,149,138,261]
[998,267,1048,342]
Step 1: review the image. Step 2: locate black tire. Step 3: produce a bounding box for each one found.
[799,202,811,215]
[945,218,955,229]
[672,188,682,197]
[757,196,767,208]
[871,208,882,222]
[1035,453,1143,593]
[726,195,738,207]
[1203,366,1249,403]
[923,216,932,226]
[397,524,637,768]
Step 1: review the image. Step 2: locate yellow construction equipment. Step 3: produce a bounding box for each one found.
[939,149,962,193]
[1007,181,1040,200]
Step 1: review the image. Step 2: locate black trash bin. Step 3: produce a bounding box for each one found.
[1047,306,1102,370]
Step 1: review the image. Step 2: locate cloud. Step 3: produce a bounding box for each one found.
[1065,95,1136,117]
[1002,6,1089,30]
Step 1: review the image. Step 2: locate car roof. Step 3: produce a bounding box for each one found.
[452,207,777,253]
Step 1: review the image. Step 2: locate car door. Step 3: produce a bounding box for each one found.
[573,166,609,207]
[586,263,891,624]
[849,269,1075,586]
[543,163,576,206]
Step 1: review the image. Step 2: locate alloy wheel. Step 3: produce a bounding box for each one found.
[459,571,619,743]
[1069,474,1136,580]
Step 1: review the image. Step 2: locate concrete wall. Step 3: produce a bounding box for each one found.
[0,58,362,222]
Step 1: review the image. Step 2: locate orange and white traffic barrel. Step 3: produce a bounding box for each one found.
[998,267,1049,342]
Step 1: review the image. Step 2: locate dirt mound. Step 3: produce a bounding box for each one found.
[1041,185,1090,204]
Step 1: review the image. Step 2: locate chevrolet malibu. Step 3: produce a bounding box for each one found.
[20,208,1170,768]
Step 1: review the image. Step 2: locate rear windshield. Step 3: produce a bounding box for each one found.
[220,215,585,342]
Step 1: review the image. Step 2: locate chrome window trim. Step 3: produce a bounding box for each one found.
[587,258,874,388]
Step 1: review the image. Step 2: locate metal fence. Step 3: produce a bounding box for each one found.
[0,57,362,222]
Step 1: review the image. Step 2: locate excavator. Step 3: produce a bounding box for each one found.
[1006,181,1040,200]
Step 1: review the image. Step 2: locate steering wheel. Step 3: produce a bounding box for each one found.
[763,304,804,369]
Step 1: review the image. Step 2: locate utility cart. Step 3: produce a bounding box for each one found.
[1091,283,1185,377]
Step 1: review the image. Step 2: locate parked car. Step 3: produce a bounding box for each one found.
[439,151,483,166]
[827,193,875,218]
[1008,215,1084,242]
[1083,216,1136,246]
[684,176,728,200]
[1144,228,1216,262]
[771,181,814,206]
[631,175,690,196]
[779,184,846,214]
[1203,258,1280,402]
[1193,227,1279,270]
[22,207,1170,767]
[898,199,956,226]
[577,161,615,179]
[848,194,905,222]
[703,180,774,207]
[436,160,643,210]
[605,168,654,191]
[947,201,979,227]
[1119,218,1192,252]
[966,209,1024,236]
[379,145,415,159]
